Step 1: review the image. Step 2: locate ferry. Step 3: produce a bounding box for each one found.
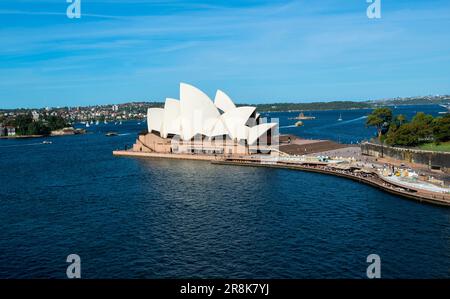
[289,112,316,120]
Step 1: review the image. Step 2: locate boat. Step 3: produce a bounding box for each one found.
[105,132,118,137]
[119,121,122,125]
[338,113,343,121]
[42,141,52,144]
[295,121,304,127]
[85,122,90,128]
[95,120,99,125]
[289,112,315,120]
[104,120,108,125]
[439,104,450,114]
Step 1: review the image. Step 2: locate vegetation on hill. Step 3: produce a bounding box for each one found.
[1,113,69,136]
[366,108,450,148]
[252,101,371,112]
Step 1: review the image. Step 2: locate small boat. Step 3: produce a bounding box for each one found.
[85,122,90,128]
[295,121,304,127]
[105,132,118,137]
[42,141,52,144]
[337,113,343,121]
[95,120,99,125]
[137,122,141,125]
[104,120,108,125]
[289,112,315,120]
[119,121,122,125]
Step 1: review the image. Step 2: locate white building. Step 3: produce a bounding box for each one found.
[31,110,40,121]
[133,83,278,155]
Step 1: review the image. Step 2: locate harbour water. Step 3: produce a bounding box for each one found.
[0,105,449,278]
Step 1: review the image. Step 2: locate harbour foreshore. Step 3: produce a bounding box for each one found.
[113,150,221,161]
[113,149,450,207]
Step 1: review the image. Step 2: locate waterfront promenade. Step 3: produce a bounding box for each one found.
[212,157,450,207]
[113,149,450,207]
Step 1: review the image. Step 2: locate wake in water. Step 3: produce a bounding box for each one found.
[337,115,367,125]
[280,116,367,130]
[0,142,46,148]
[309,115,368,131]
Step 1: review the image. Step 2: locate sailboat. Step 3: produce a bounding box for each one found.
[95,120,99,125]
[85,122,90,128]
[337,113,343,121]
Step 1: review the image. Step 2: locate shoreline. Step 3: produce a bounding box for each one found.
[113,150,450,207]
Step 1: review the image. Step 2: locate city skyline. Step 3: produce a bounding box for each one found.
[1,0,450,109]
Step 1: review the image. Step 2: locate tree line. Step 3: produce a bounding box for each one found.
[0,113,69,136]
[366,108,450,146]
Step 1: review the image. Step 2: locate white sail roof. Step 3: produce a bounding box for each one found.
[146,83,277,143]
[161,98,181,138]
[214,90,236,113]
[147,108,165,133]
[180,83,221,140]
[248,123,277,145]
[220,106,256,140]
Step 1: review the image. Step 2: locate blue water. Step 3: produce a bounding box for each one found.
[0,105,449,278]
[273,104,447,144]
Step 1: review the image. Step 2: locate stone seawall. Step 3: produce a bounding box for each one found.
[360,142,450,173]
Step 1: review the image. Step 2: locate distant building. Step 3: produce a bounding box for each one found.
[6,126,16,136]
[112,105,119,112]
[32,110,40,121]
[0,124,5,136]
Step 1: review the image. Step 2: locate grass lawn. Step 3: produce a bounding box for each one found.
[419,141,450,152]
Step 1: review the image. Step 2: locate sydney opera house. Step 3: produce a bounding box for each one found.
[132,83,278,156]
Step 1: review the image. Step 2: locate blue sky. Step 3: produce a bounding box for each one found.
[1,0,450,108]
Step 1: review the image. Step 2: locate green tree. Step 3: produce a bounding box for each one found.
[385,123,399,145]
[46,115,68,131]
[14,114,33,135]
[391,123,419,146]
[410,112,434,143]
[366,108,393,140]
[394,114,406,126]
[433,114,450,142]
